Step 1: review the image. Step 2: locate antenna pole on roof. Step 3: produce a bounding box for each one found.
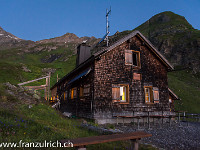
[106,7,111,47]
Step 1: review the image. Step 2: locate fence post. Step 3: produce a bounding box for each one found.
[130,139,139,150]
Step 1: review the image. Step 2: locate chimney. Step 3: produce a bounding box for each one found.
[76,42,91,67]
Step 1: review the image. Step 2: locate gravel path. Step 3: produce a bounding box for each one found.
[114,121,200,150]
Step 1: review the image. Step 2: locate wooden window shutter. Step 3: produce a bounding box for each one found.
[73,87,77,98]
[125,50,132,65]
[153,87,159,103]
[133,73,141,80]
[112,87,120,100]
[65,91,68,99]
[83,84,90,96]
[80,87,83,97]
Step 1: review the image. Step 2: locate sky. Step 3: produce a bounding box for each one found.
[0,0,199,41]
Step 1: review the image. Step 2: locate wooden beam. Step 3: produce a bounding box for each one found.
[18,76,50,86]
[25,85,46,90]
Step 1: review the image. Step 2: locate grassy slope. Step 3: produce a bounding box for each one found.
[0,44,76,86]
[168,70,200,113]
[0,84,156,150]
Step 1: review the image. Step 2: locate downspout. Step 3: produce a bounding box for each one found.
[91,67,94,118]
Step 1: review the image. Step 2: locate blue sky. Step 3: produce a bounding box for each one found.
[0,0,199,41]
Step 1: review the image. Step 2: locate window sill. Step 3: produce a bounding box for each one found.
[125,64,141,69]
[112,100,120,103]
[119,102,129,104]
[145,102,154,105]
[112,100,129,104]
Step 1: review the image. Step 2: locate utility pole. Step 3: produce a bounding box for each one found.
[106,7,111,47]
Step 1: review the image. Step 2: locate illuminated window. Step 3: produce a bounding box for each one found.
[70,89,73,99]
[112,84,129,103]
[70,87,77,99]
[144,86,159,103]
[125,50,140,67]
[144,86,153,103]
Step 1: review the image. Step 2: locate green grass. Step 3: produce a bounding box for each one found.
[0,83,156,150]
[0,104,156,149]
[168,69,200,113]
[0,44,76,87]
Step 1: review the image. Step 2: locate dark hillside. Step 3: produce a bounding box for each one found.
[135,11,200,73]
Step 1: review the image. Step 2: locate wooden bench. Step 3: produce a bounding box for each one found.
[60,131,152,150]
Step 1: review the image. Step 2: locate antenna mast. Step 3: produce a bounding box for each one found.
[106,7,111,47]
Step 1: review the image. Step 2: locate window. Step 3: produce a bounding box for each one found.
[83,84,90,96]
[70,89,73,99]
[64,91,68,100]
[125,50,140,67]
[112,84,129,103]
[144,86,153,103]
[70,87,77,99]
[80,86,84,97]
[144,86,160,103]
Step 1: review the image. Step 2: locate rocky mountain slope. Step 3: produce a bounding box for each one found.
[0,26,22,42]
[136,11,200,73]
[0,26,99,53]
[0,26,35,50]
[38,32,99,45]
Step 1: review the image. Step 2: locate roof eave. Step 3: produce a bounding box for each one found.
[136,32,174,71]
[50,56,95,90]
[168,88,180,100]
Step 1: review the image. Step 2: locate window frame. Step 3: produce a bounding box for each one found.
[70,87,77,99]
[64,91,68,100]
[79,86,84,98]
[144,86,160,104]
[125,50,141,68]
[83,84,90,96]
[144,86,153,104]
[112,84,129,104]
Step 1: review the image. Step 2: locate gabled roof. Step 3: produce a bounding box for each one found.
[51,30,174,89]
[168,88,180,100]
[93,30,174,70]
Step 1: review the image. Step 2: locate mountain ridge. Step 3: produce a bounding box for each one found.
[135,11,200,73]
[37,32,99,45]
[0,11,199,73]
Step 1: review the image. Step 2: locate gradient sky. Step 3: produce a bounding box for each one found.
[0,0,199,41]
